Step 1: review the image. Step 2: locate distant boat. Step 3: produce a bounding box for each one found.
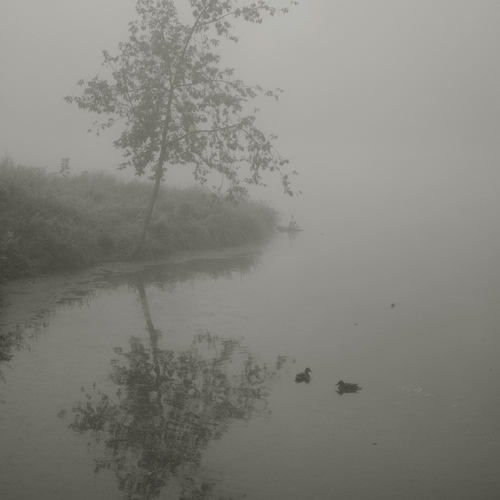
[277,215,302,233]
[276,224,302,233]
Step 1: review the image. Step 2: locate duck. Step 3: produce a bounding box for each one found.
[335,380,361,394]
[295,368,312,383]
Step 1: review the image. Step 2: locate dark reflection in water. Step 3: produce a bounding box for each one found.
[50,254,261,311]
[68,276,285,500]
[0,321,48,388]
[106,254,261,291]
[57,289,100,308]
[0,327,24,389]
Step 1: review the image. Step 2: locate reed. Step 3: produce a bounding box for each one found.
[0,157,279,281]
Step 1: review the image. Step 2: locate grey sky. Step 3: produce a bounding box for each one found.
[1,0,500,222]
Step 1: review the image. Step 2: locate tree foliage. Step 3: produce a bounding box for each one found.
[65,0,298,199]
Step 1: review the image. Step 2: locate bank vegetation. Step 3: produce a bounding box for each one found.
[0,157,279,282]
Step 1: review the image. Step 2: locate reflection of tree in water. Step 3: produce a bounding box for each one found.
[0,321,47,386]
[62,253,270,499]
[109,254,261,293]
[70,329,285,499]
[57,289,100,309]
[0,326,22,374]
[1,291,94,389]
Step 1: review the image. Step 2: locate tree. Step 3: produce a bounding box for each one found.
[65,0,298,259]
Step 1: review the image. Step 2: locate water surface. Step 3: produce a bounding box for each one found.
[1,228,499,499]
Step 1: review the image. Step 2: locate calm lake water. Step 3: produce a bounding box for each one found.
[1,225,499,499]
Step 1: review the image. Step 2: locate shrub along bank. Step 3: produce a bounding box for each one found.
[0,157,279,281]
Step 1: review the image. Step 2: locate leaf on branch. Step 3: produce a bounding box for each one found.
[66,0,298,196]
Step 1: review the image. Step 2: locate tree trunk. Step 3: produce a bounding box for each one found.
[127,168,164,260]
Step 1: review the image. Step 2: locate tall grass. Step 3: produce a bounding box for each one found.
[0,157,279,281]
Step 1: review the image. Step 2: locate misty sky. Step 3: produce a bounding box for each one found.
[1,0,500,224]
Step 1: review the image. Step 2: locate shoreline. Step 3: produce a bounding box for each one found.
[0,240,269,337]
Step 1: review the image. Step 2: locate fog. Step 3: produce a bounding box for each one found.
[1,0,500,228]
[2,4,500,496]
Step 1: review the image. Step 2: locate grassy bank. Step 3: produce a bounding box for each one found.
[0,157,279,281]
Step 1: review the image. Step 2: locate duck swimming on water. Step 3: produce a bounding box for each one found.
[295,368,312,383]
[335,380,361,394]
